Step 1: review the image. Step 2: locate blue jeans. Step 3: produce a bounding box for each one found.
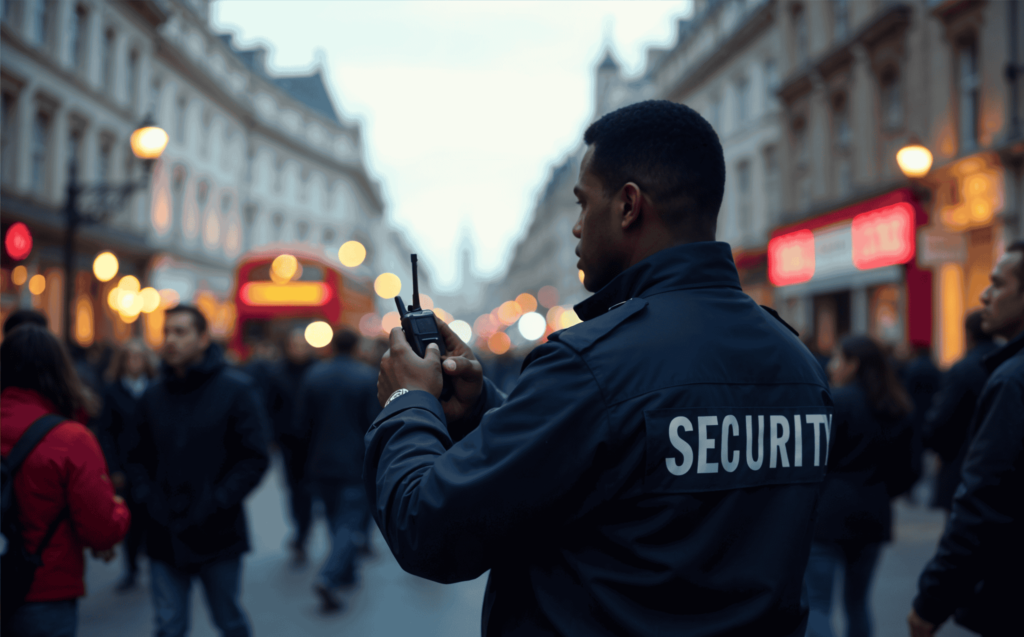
[150,558,250,637]
[803,541,882,637]
[2,599,77,637]
[314,480,368,589]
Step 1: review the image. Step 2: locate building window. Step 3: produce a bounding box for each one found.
[275,155,284,192]
[793,6,809,67]
[150,79,162,118]
[32,111,52,196]
[833,94,851,149]
[69,5,88,71]
[764,60,778,108]
[957,39,980,151]
[296,221,309,241]
[196,180,209,210]
[35,0,56,49]
[793,122,808,167]
[67,127,82,177]
[171,165,187,236]
[836,157,852,199]
[200,109,212,157]
[299,168,309,202]
[735,78,750,125]
[102,29,116,93]
[833,0,849,42]
[97,138,112,182]
[175,95,187,144]
[880,69,902,131]
[1,91,17,187]
[736,160,752,234]
[763,145,779,218]
[322,228,335,244]
[222,127,236,170]
[126,50,139,110]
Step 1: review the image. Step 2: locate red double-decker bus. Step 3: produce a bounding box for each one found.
[229,244,375,360]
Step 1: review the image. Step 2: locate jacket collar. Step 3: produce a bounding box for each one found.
[982,330,1024,373]
[162,343,226,392]
[574,242,741,321]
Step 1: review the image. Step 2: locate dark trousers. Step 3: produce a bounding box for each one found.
[804,541,883,637]
[313,480,368,589]
[150,557,250,637]
[2,599,78,637]
[123,493,149,574]
[280,441,312,548]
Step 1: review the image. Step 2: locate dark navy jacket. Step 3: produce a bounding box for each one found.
[364,242,833,636]
[914,332,1024,635]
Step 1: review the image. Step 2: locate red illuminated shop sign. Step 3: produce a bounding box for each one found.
[850,202,915,270]
[4,222,32,261]
[768,191,920,287]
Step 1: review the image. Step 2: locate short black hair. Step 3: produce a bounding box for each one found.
[165,304,208,334]
[583,100,726,225]
[332,328,359,355]
[964,310,991,343]
[3,309,48,335]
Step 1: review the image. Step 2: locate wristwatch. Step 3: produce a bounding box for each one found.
[384,388,410,408]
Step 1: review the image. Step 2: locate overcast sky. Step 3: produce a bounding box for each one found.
[212,1,693,291]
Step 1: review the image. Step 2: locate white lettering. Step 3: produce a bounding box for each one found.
[770,415,791,468]
[824,414,832,465]
[697,416,719,474]
[806,415,827,467]
[745,415,764,471]
[721,415,740,473]
[794,415,803,467]
[666,416,694,476]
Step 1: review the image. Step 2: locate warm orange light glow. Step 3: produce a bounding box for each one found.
[515,293,538,313]
[896,144,933,179]
[28,274,46,295]
[488,332,511,355]
[419,294,434,310]
[304,321,334,348]
[359,313,382,337]
[11,265,28,286]
[939,263,966,368]
[851,203,915,270]
[338,241,366,268]
[144,308,165,349]
[74,295,94,347]
[381,311,402,333]
[496,301,523,326]
[159,288,180,309]
[140,287,162,313]
[240,281,332,306]
[93,252,119,282]
[578,269,585,284]
[118,275,141,293]
[433,307,452,323]
[108,287,122,311]
[559,307,582,329]
[130,125,169,160]
[374,273,402,299]
[271,254,299,283]
[538,285,559,308]
[768,229,815,286]
[474,314,498,338]
[546,305,565,328]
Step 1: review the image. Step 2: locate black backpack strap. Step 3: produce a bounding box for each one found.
[33,508,70,558]
[3,414,66,473]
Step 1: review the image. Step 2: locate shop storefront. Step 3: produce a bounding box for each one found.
[768,188,931,356]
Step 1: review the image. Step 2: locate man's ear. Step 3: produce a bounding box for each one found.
[619,182,643,230]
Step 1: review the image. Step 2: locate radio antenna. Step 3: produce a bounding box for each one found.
[411,253,420,311]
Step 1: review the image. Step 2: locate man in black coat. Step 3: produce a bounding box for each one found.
[292,329,379,612]
[922,310,998,512]
[898,343,941,498]
[126,305,270,637]
[910,242,1024,637]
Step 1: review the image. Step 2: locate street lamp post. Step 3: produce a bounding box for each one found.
[61,116,168,345]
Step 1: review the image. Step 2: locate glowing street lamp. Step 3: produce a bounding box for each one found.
[896,143,933,179]
[92,252,119,282]
[129,116,169,161]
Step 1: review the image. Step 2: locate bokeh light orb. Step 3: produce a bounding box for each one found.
[28,274,46,295]
[4,222,32,261]
[538,286,559,308]
[271,254,299,283]
[304,321,334,348]
[496,301,523,326]
[338,241,367,268]
[515,293,538,314]
[374,273,402,299]
[118,275,141,293]
[381,311,402,333]
[559,307,582,329]
[140,287,162,313]
[896,144,933,179]
[11,265,28,286]
[93,252,119,282]
[359,313,382,338]
[578,269,585,284]
[488,332,511,355]
[517,312,547,341]
[474,314,498,339]
[449,319,472,343]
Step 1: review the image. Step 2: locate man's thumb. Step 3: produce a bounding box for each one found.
[442,356,477,377]
[424,342,441,364]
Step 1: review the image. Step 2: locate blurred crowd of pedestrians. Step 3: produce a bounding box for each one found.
[1,243,1021,637]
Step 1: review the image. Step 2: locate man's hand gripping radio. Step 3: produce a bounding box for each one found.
[394,254,454,401]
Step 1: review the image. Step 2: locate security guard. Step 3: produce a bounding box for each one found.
[366,100,832,636]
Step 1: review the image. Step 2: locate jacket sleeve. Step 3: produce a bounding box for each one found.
[363,342,611,584]
[65,426,131,549]
[913,373,1024,624]
[923,367,970,462]
[212,384,271,512]
[93,386,122,475]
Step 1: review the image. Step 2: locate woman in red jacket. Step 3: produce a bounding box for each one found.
[1,324,131,637]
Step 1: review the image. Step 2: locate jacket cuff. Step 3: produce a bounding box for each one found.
[373,389,444,429]
[912,592,952,627]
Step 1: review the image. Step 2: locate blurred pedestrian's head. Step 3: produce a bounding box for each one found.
[980,242,1024,340]
[0,324,85,418]
[332,328,359,357]
[162,305,210,372]
[964,310,992,350]
[831,335,912,421]
[3,309,47,335]
[105,338,157,383]
[284,327,312,365]
[575,100,724,291]
[249,340,279,362]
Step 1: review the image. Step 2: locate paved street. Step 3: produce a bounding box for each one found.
[79,457,973,637]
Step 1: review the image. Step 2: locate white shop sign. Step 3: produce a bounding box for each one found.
[813,224,856,278]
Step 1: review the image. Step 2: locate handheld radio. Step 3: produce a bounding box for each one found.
[394,254,454,401]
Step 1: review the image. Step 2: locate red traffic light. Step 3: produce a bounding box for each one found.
[4,223,32,261]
